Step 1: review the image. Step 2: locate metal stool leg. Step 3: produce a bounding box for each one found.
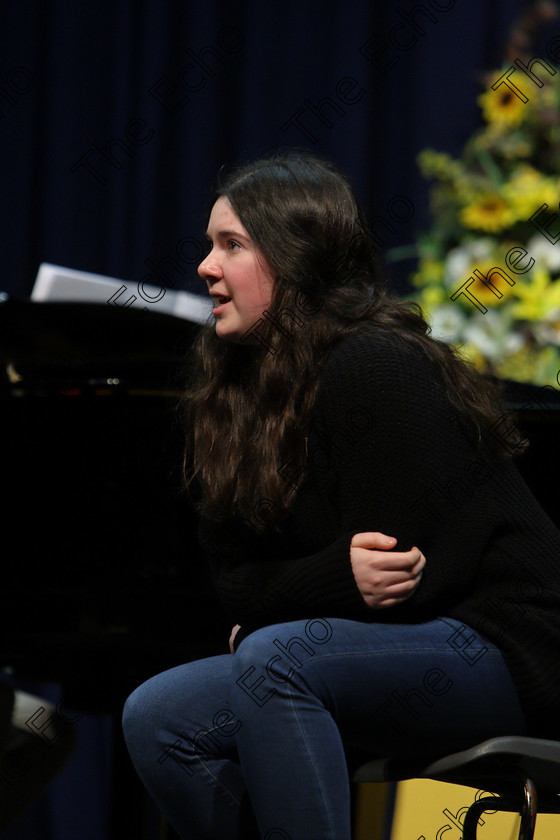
[462,794,519,840]
[463,796,498,840]
[518,778,537,840]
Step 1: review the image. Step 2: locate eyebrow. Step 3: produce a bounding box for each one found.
[205,229,251,242]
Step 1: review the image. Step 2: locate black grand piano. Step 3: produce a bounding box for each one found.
[1,298,559,837]
[1,300,233,704]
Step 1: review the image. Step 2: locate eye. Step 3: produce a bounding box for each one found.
[227,240,241,251]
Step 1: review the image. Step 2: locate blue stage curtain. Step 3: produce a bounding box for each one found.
[0,0,532,301]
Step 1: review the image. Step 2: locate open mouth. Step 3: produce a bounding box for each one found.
[212,296,232,312]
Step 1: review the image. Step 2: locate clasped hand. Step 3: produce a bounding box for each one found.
[350,532,425,608]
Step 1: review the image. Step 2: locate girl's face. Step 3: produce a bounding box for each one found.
[198,197,275,344]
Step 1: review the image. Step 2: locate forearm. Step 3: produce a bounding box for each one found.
[212,529,374,626]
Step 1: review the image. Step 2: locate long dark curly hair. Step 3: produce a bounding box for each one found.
[181,152,526,533]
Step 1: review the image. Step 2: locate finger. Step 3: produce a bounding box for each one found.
[363,569,422,588]
[388,547,425,570]
[351,532,397,548]
[358,548,424,571]
[371,577,422,606]
[380,577,421,595]
[411,553,426,575]
[360,578,420,604]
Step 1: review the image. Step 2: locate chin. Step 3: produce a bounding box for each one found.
[214,323,241,343]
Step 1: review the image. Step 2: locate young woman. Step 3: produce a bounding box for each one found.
[123,153,560,840]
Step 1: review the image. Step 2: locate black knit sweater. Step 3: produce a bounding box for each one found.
[198,328,560,738]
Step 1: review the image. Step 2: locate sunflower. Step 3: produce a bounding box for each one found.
[478,79,527,127]
[460,195,515,233]
[455,259,517,310]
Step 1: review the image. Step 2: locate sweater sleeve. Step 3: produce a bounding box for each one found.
[198,515,373,628]
[199,329,496,631]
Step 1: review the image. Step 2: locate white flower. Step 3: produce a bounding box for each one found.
[428,305,466,342]
[526,234,560,274]
[443,239,495,288]
[469,238,496,261]
[462,310,523,362]
[504,332,525,354]
[533,307,560,345]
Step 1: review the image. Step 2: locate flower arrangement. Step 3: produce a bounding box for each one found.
[405,14,560,386]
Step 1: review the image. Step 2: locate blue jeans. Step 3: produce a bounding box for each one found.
[122,617,527,840]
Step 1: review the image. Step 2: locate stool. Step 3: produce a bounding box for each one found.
[352,736,560,840]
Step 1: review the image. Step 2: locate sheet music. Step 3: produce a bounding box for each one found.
[32,263,213,324]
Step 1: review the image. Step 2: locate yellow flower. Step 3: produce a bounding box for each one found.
[460,196,515,233]
[511,268,560,321]
[478,80,527,127]
[418,285,447,309]
[411,258,444,288]
[502,166,560,221]
[457,260,517,309]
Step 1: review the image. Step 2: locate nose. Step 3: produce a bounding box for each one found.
[197,249,222,283]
